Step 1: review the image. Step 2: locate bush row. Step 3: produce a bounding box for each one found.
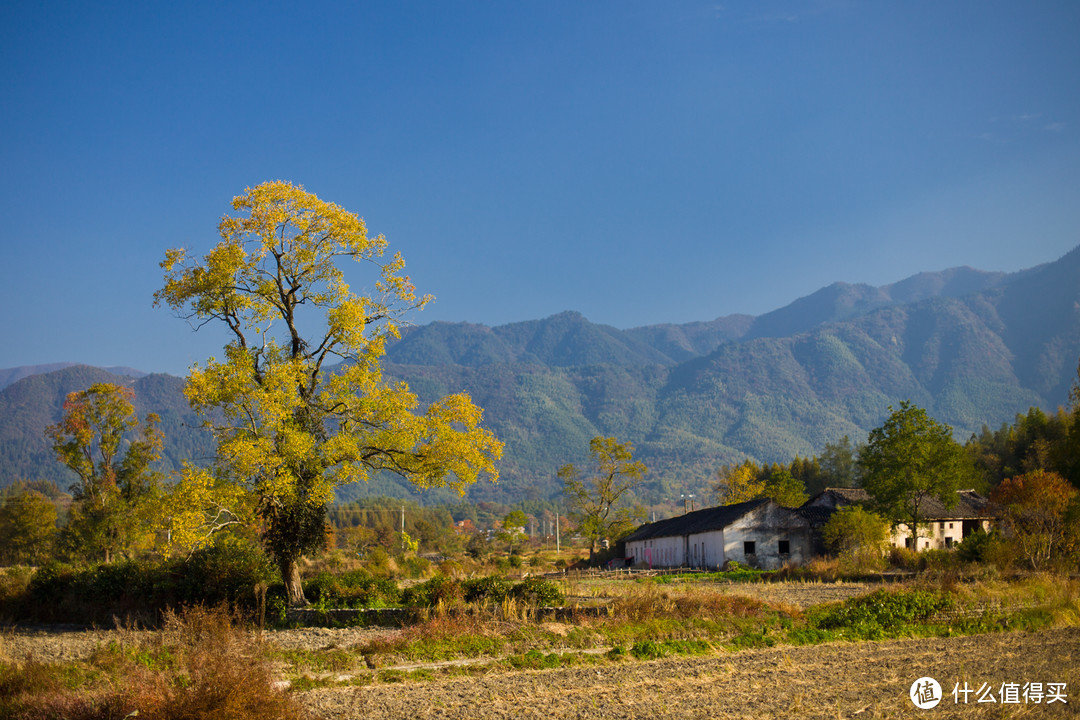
[303,571,563,609]
[9,538,278,625]
[1,543,565,625]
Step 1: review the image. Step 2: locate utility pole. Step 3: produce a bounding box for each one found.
[681,493,695,514]
[555,511,561,553]
[401,506,405,551]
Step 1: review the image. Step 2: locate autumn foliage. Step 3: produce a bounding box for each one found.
[990,470,1078,570]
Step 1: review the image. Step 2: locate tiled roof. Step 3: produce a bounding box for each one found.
[801,488,993,520]
[623,499,771,543]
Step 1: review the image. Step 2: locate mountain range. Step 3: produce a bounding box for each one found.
[3,246,1078,504]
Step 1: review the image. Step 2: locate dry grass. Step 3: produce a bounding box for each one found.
[0,605,311,720]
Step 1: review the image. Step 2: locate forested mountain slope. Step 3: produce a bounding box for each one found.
[3,247,1077,503]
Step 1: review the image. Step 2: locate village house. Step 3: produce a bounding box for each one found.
[623,499,812,570]
[800,487,994,551]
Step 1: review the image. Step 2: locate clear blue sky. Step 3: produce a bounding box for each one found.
[3,1,1079,376]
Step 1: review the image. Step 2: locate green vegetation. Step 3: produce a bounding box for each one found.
[859,401,977,543]
[821,505,891,572]
[5,248,1080,507]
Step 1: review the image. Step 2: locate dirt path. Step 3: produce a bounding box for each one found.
[299,628,1080,719]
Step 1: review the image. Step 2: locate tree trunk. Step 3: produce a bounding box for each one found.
[281,556,307,607]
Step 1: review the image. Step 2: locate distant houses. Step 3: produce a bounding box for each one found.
[622,488,994,570]
[801,487,993,552]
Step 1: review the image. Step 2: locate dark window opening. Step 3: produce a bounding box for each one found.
[744,541,756,555]
[778,540,790,555]
[945,537,953,548]
[905,537,913,549]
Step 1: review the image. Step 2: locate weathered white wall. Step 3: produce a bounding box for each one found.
[716,505,812,570]
[890,519,992,551]
[628,503,814,570]
[689,530,725,569]
[626,534,685,568]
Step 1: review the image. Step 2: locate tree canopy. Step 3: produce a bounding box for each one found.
[155,181,502,604]
[990,470,1078,570]
[859,401,975,547]
[46,383,163,562]
[715,461,807,507]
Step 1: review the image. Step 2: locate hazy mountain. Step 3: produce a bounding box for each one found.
[0,363,147,390]
[389,311,673,367]
[0,366,213,490]
[2,248,1077,504]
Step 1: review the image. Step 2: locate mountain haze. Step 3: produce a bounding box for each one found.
[2,248,1077,503]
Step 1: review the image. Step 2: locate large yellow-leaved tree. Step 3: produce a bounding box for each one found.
[155,181,502,605]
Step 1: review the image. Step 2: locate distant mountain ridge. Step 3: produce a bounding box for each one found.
[0,363,147,390]
[2,248,1077,503]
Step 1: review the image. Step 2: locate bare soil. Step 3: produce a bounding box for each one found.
[299,628,1080,720]
[4,580,1075,719]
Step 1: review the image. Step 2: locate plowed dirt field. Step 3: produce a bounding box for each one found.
[299,628,1079,719]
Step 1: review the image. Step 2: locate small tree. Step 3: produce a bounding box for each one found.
[0,485,58,565]
[156,182,502,605]
[559,436,647,561]
[821,505,891,571]
[715,460,765,505]
[46,383,163,562]
[859,401,975,549]
[498,510,528,555]
[819,435,859,489]
[990,470,1078,570]
[762,469,808,508]
[715,462,806,507]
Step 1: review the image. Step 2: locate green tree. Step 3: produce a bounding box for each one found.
[559,436,647,561]
[821,505,890,571]
[155,181,503,605]
[762,468,808,508]
[499,509,528,555]
[0,485,58,565]
[819,435,859,489]
[46,383,163,562]
[715,462,806,507]
[859,401,976,550]
[1067,357,1080,487]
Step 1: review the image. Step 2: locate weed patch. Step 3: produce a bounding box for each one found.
[0,605,310,720]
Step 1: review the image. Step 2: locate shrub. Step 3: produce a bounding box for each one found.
[303,569,400,608]
[22,540,280,624]
[956,529,1015,569]
[510,577,563,606]
[812,588,953,638]
[888,547,923,571]
[363,548,392,577]
[175,535,278,609]
[401,575,463,607]
[401,556,432,578]
[821,506,890,572]
[462,576,512,605]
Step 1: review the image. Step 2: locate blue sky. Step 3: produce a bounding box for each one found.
[3,1,1079,376]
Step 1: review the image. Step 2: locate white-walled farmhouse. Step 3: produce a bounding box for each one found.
[623,499,812,570]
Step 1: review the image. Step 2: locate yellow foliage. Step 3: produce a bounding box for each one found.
[155,182,502,572]
[717,460,766,505]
